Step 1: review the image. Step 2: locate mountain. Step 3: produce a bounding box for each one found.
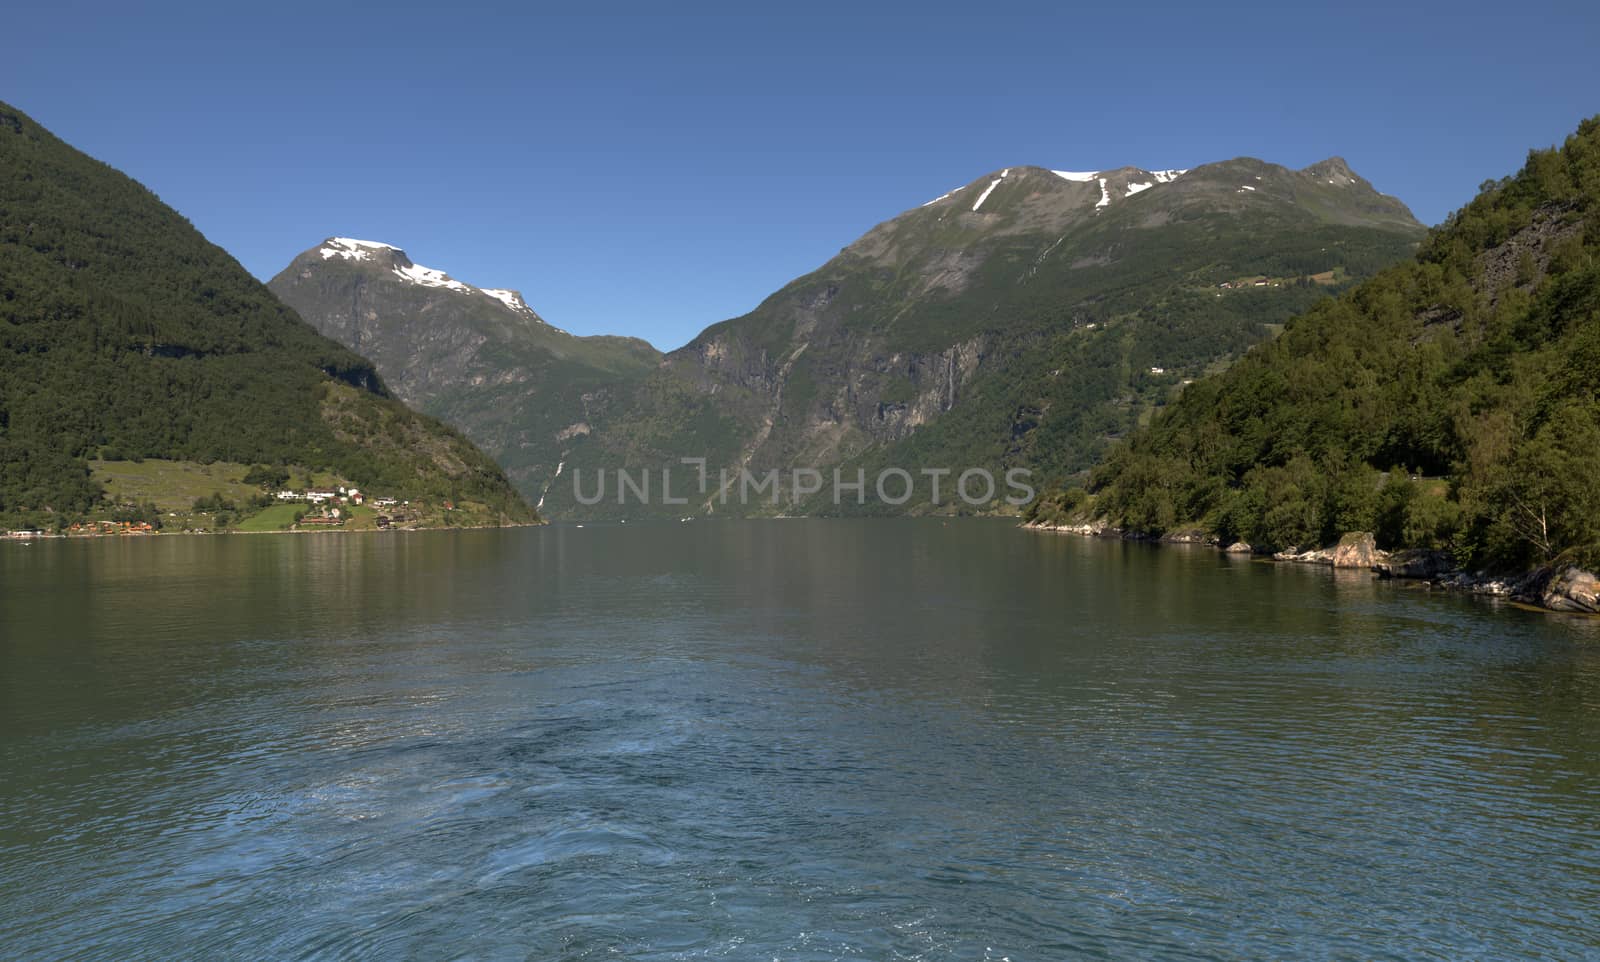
[269,238,660,508]
[0,101,534,528]
[1064,117,1600,573]
[268,152,1422,520]
[532,155,1424,517]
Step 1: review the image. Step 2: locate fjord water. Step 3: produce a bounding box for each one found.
[2,522,1596,960]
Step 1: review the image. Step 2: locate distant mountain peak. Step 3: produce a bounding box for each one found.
[319,237,402,260]
[311,237,546,321]
[317,237,469,293]
[270,237,663,511]
[1300,156,1361,187]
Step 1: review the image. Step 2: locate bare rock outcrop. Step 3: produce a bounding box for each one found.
[1331,532,1384,569]
[1522,566,1600,613]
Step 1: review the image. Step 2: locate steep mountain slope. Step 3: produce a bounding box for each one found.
[1072,117,1600,572]
[536,156,1423,518]
[269,239,659,506]
[0,101,534,528]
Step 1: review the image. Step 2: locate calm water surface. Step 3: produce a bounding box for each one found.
[1,521,1597,960]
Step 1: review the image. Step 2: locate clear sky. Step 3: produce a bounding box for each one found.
[5,0,1598,350]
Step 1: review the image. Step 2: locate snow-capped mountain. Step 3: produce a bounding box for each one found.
[313,237,550,324]
[271,152,1424,520]
[530,153,1423,517]
[269,239,660,503]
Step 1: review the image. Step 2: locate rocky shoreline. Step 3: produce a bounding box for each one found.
[1024,521,1598,615]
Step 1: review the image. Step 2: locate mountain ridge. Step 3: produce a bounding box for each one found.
[273,150,1425,519]
[561,151,1424,518]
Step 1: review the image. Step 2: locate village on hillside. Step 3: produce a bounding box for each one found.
[2,462,440,539]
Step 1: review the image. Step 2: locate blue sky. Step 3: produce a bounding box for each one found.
[5,1,1598,350]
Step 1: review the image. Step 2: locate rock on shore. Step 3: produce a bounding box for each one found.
[1331,532,1382,568]
[1273,532,1386,568]
[1523,566,1600,613]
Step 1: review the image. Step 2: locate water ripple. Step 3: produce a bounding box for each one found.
[2,523,1597,960]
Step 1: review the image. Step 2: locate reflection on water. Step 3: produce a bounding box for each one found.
[2,522,1597,959]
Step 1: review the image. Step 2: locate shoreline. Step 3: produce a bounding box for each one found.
[3,519,545,542]
[1023,520,1599,616]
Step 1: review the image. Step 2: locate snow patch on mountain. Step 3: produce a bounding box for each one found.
[483,288,534,314]
[312,237,553,322]
[1054,168,1185,206]
[394,260,471,293]
[320,237,401,262]
[972,169,1009,211]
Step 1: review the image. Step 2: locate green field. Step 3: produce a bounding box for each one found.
[92,459,263,514]
[235,503,303,532]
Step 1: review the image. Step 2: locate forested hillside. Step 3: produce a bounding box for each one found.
[0,102,534,528]
[1069,118,1600,572]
